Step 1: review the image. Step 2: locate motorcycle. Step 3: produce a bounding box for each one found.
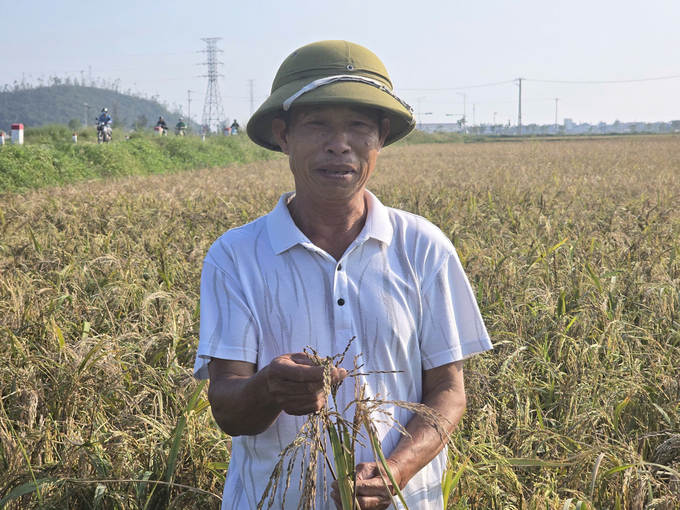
[175,127,186,137]
[230,126,239,136]
[96,119,112,143]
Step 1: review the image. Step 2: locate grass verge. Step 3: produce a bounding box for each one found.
[0,125,279,192]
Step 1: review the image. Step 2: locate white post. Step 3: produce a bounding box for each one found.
[11,124,24,145]
[72,133,78,143]
[223,126,231,136]
[0,133,4,145]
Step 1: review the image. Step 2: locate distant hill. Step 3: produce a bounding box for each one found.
[0,84,193,131]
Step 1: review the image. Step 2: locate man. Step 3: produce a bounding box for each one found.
[98,107,112,126]
[97,108,113,143]
[156,116,168,135]
[230,119,240,135]
[175,118,187,136]
[194,40,492,509]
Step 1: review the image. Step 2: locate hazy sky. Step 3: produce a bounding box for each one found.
[3,0,679,127]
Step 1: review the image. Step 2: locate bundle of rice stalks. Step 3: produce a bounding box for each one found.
[257,338,452,510]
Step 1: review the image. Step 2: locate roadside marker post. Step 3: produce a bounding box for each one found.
[11,124,24,145]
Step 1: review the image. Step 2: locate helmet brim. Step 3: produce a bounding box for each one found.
[247,79,415,152]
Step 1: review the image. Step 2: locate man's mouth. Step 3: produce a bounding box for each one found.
[320,169,353,175]
[317,165,355,176]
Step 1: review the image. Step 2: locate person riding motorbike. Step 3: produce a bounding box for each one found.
[175,118,187,136]
[96,108,113,143]
[156,117,169,135]
[230,119,240,135]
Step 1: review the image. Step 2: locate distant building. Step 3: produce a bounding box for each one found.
[418,123,462,133]
[415,118,675,136]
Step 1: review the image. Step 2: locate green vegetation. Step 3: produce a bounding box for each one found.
[0,84,185,130]
[0,137,679,508]
[0,128,279,192]
[396,129,466,145]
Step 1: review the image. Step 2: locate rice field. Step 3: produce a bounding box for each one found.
[1,135,679,509]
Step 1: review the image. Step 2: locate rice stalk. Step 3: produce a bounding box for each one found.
[2,136,679,507]
[258,339,456,510]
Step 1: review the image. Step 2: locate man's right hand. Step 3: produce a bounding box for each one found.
[265,353,347,416]
[208,354,348,436]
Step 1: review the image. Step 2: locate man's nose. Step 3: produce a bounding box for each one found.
[325,129,351,154]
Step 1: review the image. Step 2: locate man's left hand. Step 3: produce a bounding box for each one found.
[330,461,402,510]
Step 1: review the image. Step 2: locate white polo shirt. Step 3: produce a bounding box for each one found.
[195,190,492,510]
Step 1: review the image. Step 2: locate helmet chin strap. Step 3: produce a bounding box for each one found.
[283,74,414,120]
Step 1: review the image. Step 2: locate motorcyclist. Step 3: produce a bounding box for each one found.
[230,119,240,135]
[156,116,169,135]
[98,108,112,126]
[175,118,187,136]
[97,108,113,142]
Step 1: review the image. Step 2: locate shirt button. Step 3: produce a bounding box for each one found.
[337,264,342,271]
[337,298,345,306]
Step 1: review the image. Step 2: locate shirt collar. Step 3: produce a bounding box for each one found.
[267,190,393,256]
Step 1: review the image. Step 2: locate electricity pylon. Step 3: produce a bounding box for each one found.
[201,38,227,133]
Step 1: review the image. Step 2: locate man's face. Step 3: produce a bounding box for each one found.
[272,105,390,204]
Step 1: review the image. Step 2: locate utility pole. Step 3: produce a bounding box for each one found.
[187,90,200,129]
[84,103,90,127]
[200,38,227,133]
[89,66,92,87]
[473,104,476,131]
[456,92,467,120]
[554,98,559,134]
[417,97,426,128]
[515,78,523,136]
[188,90,192,127]
[248,79,255,118]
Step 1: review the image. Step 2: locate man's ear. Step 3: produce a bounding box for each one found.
[378,117,390,151]
[271,117,290,155]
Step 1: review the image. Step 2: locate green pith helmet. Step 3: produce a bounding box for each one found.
[247,40,415,151]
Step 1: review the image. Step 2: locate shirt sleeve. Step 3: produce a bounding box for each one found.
[419,249,492,370]
[193,258,260,379]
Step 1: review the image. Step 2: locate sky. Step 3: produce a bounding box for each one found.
[2,0,679,127]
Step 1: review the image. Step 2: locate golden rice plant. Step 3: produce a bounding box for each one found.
[1,135,679,508]
[257,338,453,510]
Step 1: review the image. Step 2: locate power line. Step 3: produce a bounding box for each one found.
[399,79,515,91]
[422,98,554,105]
[137,77,201,83]
[398,73,680,92]
[0,64,198,77]
[94,64,199,73]
[36,50,200,60]
[525,74,680,84]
